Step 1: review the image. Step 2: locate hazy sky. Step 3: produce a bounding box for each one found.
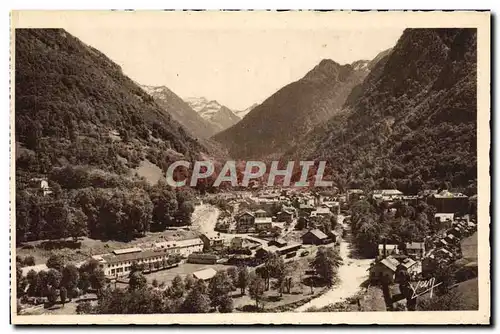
[62,18,403,110]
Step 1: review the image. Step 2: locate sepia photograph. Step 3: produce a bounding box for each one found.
[10,10,490,325]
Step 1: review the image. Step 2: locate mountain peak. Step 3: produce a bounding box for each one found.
[185,97,240,133]
[304,59,352,82]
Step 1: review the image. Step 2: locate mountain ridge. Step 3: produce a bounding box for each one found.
[213,54,386,160]
[141,85,220,139]
[286,28,477,194]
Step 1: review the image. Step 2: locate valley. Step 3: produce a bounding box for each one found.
[14,26,480,317]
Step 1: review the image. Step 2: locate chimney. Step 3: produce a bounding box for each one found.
[383,240,387,257]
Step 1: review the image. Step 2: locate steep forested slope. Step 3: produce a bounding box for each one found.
[288,29,477,194]
[15,29,207,182]
[14,29,209,243]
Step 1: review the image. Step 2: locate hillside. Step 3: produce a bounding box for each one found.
[142,86,219,138]
[185,97,241,133]
[15,29,209,183]
[287,28,477,194]
[213,58,375,160]
[15,28,212,243]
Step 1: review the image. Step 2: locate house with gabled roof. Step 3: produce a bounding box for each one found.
[369,256,400,283]
[301,229,331,245]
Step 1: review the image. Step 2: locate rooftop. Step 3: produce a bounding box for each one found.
[312,208,331,214]
[202,232,225,240]
[255,217,273,224]
[406,242,425,249]
[193,268,217,281]
[113,247,142,255]
[303,228,328,240]
[373,189,403,196]
[102,248,170,264]
[379,256,399,272]
[155,238,203,249]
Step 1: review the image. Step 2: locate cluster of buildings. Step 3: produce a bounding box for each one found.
[345,188,470,215]
[422,217,477,274]
[369,215,477,284]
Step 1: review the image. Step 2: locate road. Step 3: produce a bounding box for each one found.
[295,215,373,312]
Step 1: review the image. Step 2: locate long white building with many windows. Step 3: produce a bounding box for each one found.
[93,238,204,278]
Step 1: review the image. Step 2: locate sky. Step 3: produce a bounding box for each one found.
[58,14,404,111]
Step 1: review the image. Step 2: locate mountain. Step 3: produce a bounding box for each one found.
[185,97,241,133]
[212,57,377,160]
[15,28,208,184]
[234,103,259,119]
[287,28,477,194]
[141,86,219,139]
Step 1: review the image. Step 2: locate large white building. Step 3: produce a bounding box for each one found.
[93,247,171,278]
[154,238,204,257]
[93,238,204,278]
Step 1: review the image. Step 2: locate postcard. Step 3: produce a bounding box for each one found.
[10,10,490,325]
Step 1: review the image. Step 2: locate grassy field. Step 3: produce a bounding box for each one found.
[461,232,478,262]
[144,263,232,286]
[134,159,163,185]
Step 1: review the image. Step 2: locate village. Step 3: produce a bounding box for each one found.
[16,181,478,314]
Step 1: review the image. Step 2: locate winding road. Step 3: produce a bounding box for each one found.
[295,216,373,312]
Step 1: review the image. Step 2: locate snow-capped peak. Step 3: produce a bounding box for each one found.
[234,103,259,119]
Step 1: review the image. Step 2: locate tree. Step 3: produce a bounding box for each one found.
[23,256,36,266]
[167,275,185,299]
[181,281,211,313]
[68,207,88,242]
[152,279,159,288]
[47,286,58,305]
[266,252,285,294]
[129,271,147,291]
[184,274,196,291]
[219,294,234,313]
[226,267,238,289]
[46,255,66,272]
[130,261,144,274]
[248,274,265,309]
[47,268,62,288]
[149,182,178,230]
[209,270,234,310]
[60,287,68,307]
[16,265,26,297]
[62,264,80,299]
[255,266,270,291]
[90,269,106,291]
[311,246,343,286]
[78,271,91,294]
[237,265,250,295]
[35,270,49,297]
